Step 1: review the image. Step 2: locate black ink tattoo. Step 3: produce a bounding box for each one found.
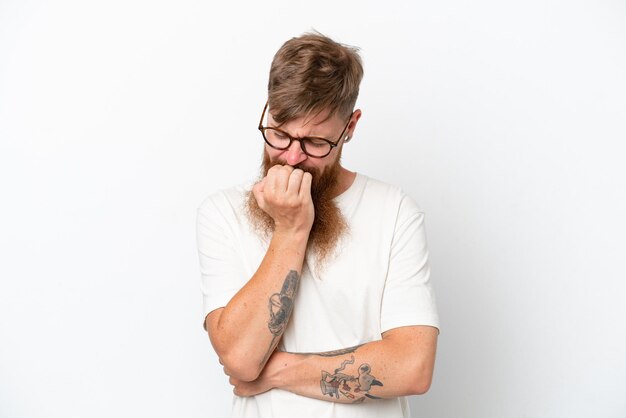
[320,357,384,403]
[259,270,300,367]
[354,363,383,392]
[267,270,299,335]
[296,344,364,357]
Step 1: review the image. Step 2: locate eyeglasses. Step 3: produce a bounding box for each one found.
[258,101,352,158]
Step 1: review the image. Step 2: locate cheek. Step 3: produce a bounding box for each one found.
[264,146,283,162]
[316,153,340,172]
[308,149,341,170]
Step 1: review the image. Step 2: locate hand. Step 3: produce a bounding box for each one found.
[229,375,272,397]
[252,165,314,234]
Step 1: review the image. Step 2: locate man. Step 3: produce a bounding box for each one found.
[197,32,439,418]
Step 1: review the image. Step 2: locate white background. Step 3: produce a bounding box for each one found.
[1,1,625,417]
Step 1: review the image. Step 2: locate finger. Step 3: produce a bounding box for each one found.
[223,363,234,376]
[299,172,312,198]
[287,169,304,195]
[252,181,265,208]
[255,177,266,193]
[269,165,292,193]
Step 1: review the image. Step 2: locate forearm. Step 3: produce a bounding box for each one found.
[266,329,437,404]
[209,228,308,380]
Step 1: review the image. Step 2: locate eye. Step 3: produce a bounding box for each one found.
[306,138,329,147]
[272,130,288,139]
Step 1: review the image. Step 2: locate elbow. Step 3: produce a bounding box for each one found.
[408,375,433,395]
[228,366,262,383]
[208,331,263,381]
[219,350,263,382]
[405,360,435,395]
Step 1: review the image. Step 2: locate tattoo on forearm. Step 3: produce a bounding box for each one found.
[317,344,363,357]
[289,344,365,357]
[320,356,384,403]
[267,270,299,335]
[259,270,300,367]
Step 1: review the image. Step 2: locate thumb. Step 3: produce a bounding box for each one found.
[252,180,266,207]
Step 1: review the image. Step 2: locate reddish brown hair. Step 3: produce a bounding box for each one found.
[268,32,364,124]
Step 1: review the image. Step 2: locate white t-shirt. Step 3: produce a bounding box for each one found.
[197,173,440,418]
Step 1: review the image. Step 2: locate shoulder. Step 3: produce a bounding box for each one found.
[358,174,424,215]
[196,181,254,224]
[197,181,252,212]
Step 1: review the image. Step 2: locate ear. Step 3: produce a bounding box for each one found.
[345,109,362,141]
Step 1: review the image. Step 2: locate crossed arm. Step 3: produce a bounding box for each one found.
[208,278,438,403]
[206,235,439,403]
[206,231,308,382]
[225,325,439,403]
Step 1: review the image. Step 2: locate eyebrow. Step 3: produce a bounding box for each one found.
[269,126,335,140]
[268,116,335,139]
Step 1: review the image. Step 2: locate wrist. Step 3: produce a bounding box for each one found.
[272,225,311,244]
[266,351,286,390]
[267,351,300,391]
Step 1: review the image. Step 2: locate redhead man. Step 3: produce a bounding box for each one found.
[197,32,439,418]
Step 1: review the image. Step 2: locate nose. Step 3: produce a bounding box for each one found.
[283,140,308,166]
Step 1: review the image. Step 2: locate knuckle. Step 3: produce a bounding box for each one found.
[272,195,284,205]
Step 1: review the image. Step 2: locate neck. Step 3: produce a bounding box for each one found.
[331,166,356,199]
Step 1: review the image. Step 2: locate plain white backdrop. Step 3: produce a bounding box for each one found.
[1,0,625,417]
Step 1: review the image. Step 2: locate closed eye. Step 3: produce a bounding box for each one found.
[305,137,330,146]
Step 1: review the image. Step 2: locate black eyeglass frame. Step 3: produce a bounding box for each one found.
[257,101,353,158]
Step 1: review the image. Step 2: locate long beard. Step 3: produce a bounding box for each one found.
[245,151,348,269]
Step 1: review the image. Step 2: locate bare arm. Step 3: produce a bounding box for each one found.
[229,325,439,403]
[206,165,314,382]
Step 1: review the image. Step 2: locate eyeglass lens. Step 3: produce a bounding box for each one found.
[263,128,331,157]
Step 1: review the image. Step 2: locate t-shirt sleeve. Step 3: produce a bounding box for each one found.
[380,194,440,334]
[196,192,247,330]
